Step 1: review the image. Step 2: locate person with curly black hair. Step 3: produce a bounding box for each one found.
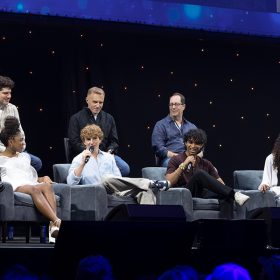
[259,134,280,193]
[0,116,61,242]
[166,128,250,215]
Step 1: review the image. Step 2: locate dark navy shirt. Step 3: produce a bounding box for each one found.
[151,115,197,159]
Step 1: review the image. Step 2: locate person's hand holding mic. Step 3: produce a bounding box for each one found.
[181,155,196,173]
[84,146,94,164]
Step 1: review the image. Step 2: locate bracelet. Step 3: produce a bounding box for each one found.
[179,163,186,171]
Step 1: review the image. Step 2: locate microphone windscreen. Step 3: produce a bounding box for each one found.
[186,162,192,172]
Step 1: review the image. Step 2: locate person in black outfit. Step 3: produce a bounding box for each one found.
[68,86,130,176]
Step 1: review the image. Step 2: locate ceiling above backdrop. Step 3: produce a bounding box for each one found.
[1,0,280,37]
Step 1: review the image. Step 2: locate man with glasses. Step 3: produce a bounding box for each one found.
[152,92,197,167]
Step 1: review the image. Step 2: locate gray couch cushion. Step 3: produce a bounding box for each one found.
[233,170,263,190]
[14,192,60,207]
[193,198,220,211]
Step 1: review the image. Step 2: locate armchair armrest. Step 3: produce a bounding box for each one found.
[0,182,14,220]
[70,184,108,221]
[53,163,71,183]
[156,188,193,221]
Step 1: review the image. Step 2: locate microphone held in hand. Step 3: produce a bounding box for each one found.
[186,162,192,172]
[85,146,94,163]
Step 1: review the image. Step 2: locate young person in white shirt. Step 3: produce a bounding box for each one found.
[0,116,60,241]
[259,134,280,194]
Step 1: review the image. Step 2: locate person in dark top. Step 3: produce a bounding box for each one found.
[68,86,130,176]
[165,128,250,211]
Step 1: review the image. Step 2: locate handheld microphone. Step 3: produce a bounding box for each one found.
[186,162,192,172]
[85,146,94,163]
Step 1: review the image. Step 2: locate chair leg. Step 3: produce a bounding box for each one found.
[2,222,7,243]
[25,224,31,243]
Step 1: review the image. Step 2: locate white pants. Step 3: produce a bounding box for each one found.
[101,175,156,204]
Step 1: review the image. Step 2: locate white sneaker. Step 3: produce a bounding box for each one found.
[234,192,250,206]
[49,232,55,244]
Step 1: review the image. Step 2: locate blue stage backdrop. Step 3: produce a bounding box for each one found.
[1,0,280,37]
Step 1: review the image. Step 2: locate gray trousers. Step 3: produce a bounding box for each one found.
[101,175,156,204]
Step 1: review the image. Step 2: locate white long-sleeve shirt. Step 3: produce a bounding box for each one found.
[259,154,279,190]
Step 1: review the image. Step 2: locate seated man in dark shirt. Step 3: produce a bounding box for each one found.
[165,128,250,216]
[68,86,130,176]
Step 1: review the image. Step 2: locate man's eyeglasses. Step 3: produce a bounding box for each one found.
[169,103,183,107]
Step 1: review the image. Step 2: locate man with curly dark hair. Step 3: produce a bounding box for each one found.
[166,128,250,215]
[0,75,42,172]
[259,134,280,193]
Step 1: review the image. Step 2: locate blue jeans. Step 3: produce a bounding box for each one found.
[24,152,42,172]
[114,155,130,177]
[161,157,170,167]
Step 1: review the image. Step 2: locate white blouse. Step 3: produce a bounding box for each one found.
[0,152,38,191]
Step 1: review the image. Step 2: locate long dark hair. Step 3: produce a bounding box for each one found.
[272,134,280,171]
[0,116,20,147]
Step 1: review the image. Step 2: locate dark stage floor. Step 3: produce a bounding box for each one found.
[1,220,280,280]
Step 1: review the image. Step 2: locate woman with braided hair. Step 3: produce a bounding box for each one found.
[259,134,280,192]
[0,116,60,241]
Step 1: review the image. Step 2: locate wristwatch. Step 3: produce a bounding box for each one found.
[179,163,186,170]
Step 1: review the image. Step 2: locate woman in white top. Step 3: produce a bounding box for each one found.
[0,116,61,239]
[259,134,280,193]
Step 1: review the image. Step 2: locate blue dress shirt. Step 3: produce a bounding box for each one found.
[151,115,197,159]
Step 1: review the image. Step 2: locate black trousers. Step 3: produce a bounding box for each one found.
[187,169,234,199]
[186,170,235,219]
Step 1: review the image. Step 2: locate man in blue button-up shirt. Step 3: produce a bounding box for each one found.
[152,92,197,167]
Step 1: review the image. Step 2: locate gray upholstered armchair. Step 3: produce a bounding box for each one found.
[0,181,71,242]
[142,167,193,220]
[53,164,194,221]
[53,164,108,221]
[141,167,230,220]
[233,170,277,218]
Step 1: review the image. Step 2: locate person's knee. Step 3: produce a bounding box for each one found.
[44,183,53,192]
[30,187,41,196]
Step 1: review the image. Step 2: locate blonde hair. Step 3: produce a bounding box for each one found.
[80,124,104,142]
[87,87,105,97]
